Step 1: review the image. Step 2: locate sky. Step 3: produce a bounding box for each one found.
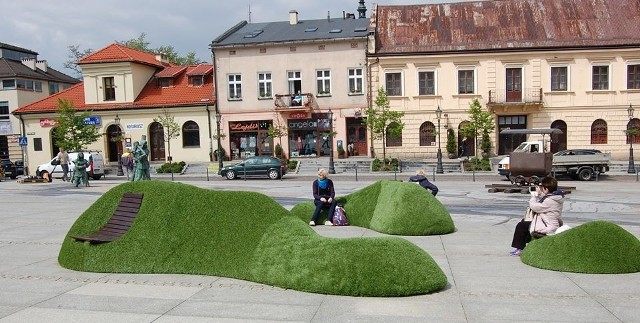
[3,0,452,77]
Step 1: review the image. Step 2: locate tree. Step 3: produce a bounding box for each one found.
[446,128,457,157]
[63,45,93,79]
[267,123,288,158]
[364,88,405,160]
[153,109,180,163]
[459,98,495,159]
[52,99,102,151]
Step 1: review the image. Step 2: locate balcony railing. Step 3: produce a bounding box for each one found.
[274,93,316,110]
[488,88,543,105]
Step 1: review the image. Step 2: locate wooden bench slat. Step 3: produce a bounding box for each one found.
[71,193,143,244]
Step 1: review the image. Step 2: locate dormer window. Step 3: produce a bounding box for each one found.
[103,77,115,101]
[189,76,204,87]
[158,78,171,88]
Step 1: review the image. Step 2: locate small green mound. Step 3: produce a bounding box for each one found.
[290,180,455,235]
[59,181,447,296]
[521,221,640,274]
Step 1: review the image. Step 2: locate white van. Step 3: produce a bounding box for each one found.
[36,152,105,180]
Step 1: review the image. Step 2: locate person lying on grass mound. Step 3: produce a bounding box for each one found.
[409,169,438,196]
[309,168,337,226]
[510,176,565,257]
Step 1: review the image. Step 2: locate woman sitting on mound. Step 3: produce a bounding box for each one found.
[309,168,337,226]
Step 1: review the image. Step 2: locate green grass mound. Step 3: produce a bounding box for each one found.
[521,221,640,274]
[290,180,455,235]
[58,181,447,296]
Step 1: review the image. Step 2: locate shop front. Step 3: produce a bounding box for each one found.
[288,113,331,158]
[228,120,273,160]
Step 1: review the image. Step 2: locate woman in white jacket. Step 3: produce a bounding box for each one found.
[510,176,565,256]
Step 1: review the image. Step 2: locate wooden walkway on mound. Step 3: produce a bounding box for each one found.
[71,193,143,243]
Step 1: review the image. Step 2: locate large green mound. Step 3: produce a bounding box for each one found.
[521,221,640,274]
[59,181,447,296]
[290,180,455,235]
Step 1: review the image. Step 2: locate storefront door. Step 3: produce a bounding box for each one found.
[346,118,367,156]
[150,122,165,161]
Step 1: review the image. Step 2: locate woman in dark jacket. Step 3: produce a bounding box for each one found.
[310,168,337,226]
[409,169,439,196]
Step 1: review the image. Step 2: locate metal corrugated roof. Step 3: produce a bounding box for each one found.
[212,17,369,47]
[373,0,640,55]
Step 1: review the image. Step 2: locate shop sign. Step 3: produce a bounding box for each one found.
[289,112,308,119]
[230,122,259,132]
[40,118,58,127]
[0,121,12,135]
[126,123,144,130]
[288,119,318,130]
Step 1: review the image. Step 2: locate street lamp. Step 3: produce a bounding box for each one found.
[328,109,336,174]
[435,105,444,174]
[627,104,636,174]
[114,114,124,176]
[215,112,223,171]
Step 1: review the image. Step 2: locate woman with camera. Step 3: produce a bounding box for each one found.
[509,176,565,257]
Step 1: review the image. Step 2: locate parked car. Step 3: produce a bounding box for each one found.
[36,152,105,180]
[0,159,17,179]
[14,160,24,176]
[218,156,287,180]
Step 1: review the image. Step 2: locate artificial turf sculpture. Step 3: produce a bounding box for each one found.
[290,179,456,235]
[58,181,448,297]
[521,221,640,274]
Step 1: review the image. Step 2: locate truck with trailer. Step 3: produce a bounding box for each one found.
[497,129,610,184]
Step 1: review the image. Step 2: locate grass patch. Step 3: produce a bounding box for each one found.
[521,221,640,274]
[290,180,455,235]
[59,181,447,296]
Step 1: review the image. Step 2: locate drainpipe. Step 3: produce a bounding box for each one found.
[205,103,213,161]
[19,115,29,176]
[211,49,223,167]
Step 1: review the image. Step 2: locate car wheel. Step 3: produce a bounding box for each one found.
[578,168,593,181]
[268,169,279,180]
[92,174,102,180]
[225,170,237,180]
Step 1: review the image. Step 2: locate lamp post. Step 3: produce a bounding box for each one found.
[627,104,636,174]
[216,112,223,171]
[328,109,336,174]
[435,105,444,174]
[115,114,124,176]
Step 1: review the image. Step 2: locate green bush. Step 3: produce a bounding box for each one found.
[464,157,491,171]
[287,159,298,170]
[371,158,399,171]
[155,161,186,173]
[521,221,640,273]
[58,181,448,296]
[446,128,457,155]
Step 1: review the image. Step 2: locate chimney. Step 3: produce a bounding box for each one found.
[21,58,36,71]
[155,54,168,64]
[358,0,367,19]
[36,60,48,72]
[289,10,298,25]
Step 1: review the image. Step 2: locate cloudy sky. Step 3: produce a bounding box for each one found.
[4,0,452,77]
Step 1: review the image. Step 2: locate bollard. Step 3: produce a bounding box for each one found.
[243,164,247,181]
[354,163,358,181]
[206,168,209,181]
[432,167,436,181]
[394,168,397,181]
[472,166,476,182]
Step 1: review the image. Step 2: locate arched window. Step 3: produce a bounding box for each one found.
[550,119,567,152]
[182,121,200,147]
[419,121,436,146]
[386,122,403,147]
[590,119,607,144]
[627,118,640,144]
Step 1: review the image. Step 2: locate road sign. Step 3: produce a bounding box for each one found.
[18,136,28,147]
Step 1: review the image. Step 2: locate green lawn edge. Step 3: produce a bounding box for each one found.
[521,221,640,274]
[58,181,448,296]
[290,179,456,235]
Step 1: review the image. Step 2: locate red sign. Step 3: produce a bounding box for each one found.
[40,118,58,127]
[230,122,259,132]
[289,112,308,119]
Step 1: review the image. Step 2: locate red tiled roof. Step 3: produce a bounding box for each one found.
[13,64,215,114]
[187,64,214,76]
[78,43,169,68]
[155,66,187,78]
[373,0,640,55]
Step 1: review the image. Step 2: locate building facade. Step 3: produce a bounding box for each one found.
[12,44,215,175]
[0,43,79,161]
[367,0,640,161]
[211,3,370,161]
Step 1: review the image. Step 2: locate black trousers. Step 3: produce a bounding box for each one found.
[511,220,532,249]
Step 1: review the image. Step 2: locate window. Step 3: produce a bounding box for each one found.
[418,71,435,95]
[348,68,363,94]
[16,79,26,89]
[419,121,436,146]
[228,74,242,99]
[288,71,301,94]
[34,138,42,151]
[590,119,607,144]
[159,78,171,88]
[628,64,640,89]
[458,70,475,94]
[25,80,33,90]
[551,66,568,91]
[316,70,331,95]
[627,118,640,144]
[592,65,609,90]
[182,121,200,147]
[49,82,60,95]
[2,79,15,89]
[103,77,115,101]
[189,76,203,87]
[34,81,42,92]
[385,72,402,96]
[0,102,9,120]
[258,73,272,98]
[386,122,403,147]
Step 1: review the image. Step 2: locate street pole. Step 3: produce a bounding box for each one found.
[115,114,124,176]
[628,104,636,174]
[216,113,223,171]
[435,106,444,174]
[328,109,336,174]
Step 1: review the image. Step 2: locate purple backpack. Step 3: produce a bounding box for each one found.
[332,206,349,226]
